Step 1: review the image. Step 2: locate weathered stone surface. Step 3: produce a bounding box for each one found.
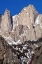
[1,9,13,32]
[0,4,42,64]
[0,4,42,42]
[32,45,42,64]
[18,4,38,26]
[35,14,42,28]
[0,36,20,64]
[35,24,41,39]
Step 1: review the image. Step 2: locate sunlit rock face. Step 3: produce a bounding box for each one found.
[18,4,38,26]
[1,9,13,32]
[35,24,41,39]
[35,14,42,39]
[0,4,42,42]
[35,14,42,28]
[12,4,38,29]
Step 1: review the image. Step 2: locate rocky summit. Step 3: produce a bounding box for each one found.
[0,4,42,64]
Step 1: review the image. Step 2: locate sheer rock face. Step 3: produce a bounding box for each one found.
[10,25,36,42]
[12,15,19,30]
[0,4,42,64]
[12,4,38,28]
[0,4,42,42]
[1,9,12,32]
[11,5,42,42]
[18,5,38,26]
[35,14,42,37]
[35,14,42,28]
[35,24,41,39]
[13,5,38,26]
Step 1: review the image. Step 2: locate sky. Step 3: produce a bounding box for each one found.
[0,0,42,16]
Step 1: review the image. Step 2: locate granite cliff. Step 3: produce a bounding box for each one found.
[0,4,42,64]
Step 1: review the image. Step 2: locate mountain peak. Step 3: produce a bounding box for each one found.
[4,8,10,15]
[0,4,42,64]
[0,4,42,41]
[28,4,38,12]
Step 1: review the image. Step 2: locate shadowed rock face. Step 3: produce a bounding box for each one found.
[0,36,20,64]
[0,36,42,64]
[0,14,2,28]
[32,45,42,64]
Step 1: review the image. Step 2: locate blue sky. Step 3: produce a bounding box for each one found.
[0,0,42,15]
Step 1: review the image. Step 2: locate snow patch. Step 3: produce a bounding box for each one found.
[24,8,26,11]
[2,35,21,45]
[12,15,17,19]
[34,44,38,47]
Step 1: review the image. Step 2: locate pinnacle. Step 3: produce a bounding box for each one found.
[4,8,10,14]
[28,4,36,11]
[28,4,34,7]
